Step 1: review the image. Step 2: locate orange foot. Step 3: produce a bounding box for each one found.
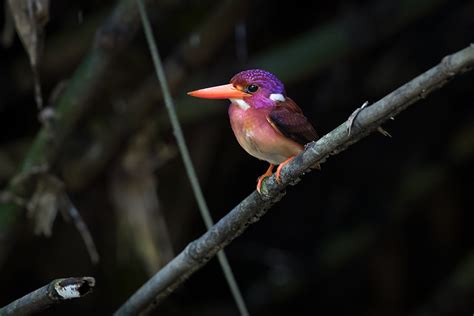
[276,156,295,183]
[257,164,274,194]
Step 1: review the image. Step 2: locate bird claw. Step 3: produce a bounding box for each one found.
[275,157,295,184]
[256,164,275,194]
[275,172,283,184]
[347,101,369,136]
[256,175,269,194]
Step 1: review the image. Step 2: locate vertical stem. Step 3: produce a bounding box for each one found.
[136,1,249,315]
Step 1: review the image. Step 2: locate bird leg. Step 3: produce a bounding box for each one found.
[257,164,274,194]
[276,156,295,183]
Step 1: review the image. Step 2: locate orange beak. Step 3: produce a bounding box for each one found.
[187,84,250,99]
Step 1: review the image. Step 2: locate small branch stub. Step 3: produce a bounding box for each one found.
[51,277,95,300]
[0,277,95,316]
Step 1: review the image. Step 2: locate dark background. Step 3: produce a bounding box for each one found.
[0,0,473,315]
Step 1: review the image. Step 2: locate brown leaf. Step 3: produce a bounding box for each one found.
[8,0,49,108]
[27,174,62,236]
[8,0,49,67]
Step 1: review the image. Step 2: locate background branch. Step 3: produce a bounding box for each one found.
[0,276,95,315]
[412,253,474,316]
[136,0,248,314]
[0,0,156,267]
[115,44,474,315]
[61,0,249,192]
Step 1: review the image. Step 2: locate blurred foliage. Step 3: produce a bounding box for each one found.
[0,0,473,315]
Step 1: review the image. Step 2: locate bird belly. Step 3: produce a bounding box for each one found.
[229,105,303,165]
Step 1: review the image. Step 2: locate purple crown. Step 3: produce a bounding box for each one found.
[230,69,285,95]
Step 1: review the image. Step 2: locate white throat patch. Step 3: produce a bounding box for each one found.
[230,98,250,110]
[269,93,285,102]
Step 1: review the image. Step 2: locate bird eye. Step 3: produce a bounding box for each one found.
[247,84,259,93]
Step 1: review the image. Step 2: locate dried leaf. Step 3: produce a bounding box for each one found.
[8,0,49,67]
[27,174,62,236]
[8,0,50,108]
[25,173,99,263]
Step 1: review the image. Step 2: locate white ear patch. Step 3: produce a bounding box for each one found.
[269,93,285,102]
[230,98,251,110]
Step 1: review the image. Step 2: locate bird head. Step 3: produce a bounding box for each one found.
[188,69,286,109]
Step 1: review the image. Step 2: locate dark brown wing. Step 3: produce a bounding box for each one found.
[267,97,318,145]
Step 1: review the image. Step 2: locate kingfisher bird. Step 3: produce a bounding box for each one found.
[188,69,318,193]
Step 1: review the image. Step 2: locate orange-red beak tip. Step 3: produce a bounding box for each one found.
[187,84,249,99]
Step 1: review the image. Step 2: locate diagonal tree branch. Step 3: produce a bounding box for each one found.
[114,44,474,315]
[0,276,95,315]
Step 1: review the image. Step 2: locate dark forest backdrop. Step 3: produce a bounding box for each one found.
[0,0,473,315]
